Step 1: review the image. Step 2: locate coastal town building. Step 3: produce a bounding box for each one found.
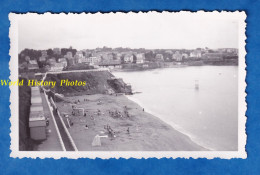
[39,56,46,62]
[19,62,28,70]
[202,53,224,61]
[218,48,238,55]
[41,50,48,57]
[99,60,122,69]
[28,60,39,71]
[182,53,189,59]
[172,51,182,62]
[25,56,30,61]
[74,51,85,63]
[67,57,75,66]
[155,54,164,62]
[135,53,145,64]
[165,50,173,55]
[64,51,73,59]
[75,51,84,59]
[46,58,56,65]
[190,50,202,58]
[78,57,89,63]
[58,58,68,67]
[123,54,134,63]
[86,56,100,65]
[53,48,61,55]
[113,52,122,60]
[83,50,92,57]
[64,52,75,66]
[49,62,64,72]
[92,52,114,62]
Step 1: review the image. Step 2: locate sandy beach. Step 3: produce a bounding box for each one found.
[56,94,206,151]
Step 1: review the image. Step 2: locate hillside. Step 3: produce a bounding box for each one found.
[45,71,132,96]
[19,78,35,150]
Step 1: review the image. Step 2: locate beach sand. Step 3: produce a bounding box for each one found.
[56,94,206,151]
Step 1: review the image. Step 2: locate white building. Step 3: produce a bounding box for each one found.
[155,54,164,61]
[75,51,84,59]
[39,56,46,62]
[123,54,134,63]
[47,58,56,65]
[49,63,64,72]
[58,58,68,67]
[28,60,39,71]
[136,53,145,64]
[172,51,182,61]
[86,57,100,64]
[190,50,202,58]
[53,48,61,55]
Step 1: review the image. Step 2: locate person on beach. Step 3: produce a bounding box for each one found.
[143,108,145,112]
[127,127,130,134]
[46,117,50,126]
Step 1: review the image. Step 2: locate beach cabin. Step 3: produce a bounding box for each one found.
[29,87,47,140]
[29,105,47,140]
[31,95,42,106]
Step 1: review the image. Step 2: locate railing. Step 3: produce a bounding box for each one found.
[48,97,78,151]
[43,92,66,151]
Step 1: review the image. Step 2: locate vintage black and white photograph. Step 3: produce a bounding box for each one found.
[9,12,246,159]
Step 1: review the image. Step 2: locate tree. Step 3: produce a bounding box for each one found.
[133,54,137,64]
[120,55,125,64]
[144,51,155,62]
[47,49,54,57]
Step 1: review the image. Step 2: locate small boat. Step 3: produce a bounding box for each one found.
[195,80,199,90]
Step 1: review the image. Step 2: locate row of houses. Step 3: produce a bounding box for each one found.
[167,49,237,62]
[21,47,238,72]
[63,51,146,65]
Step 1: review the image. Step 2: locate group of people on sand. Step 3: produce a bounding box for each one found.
[73,98,89,104]
[108,110,123,118]
[104,124,116,138]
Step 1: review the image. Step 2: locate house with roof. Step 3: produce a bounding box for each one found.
[112,52,122,60]
[28,60,39,71]
[99,60,122,69]
[202,53,224,61]
[155,54,164,62]
[123,54,134,63]
[49,63,64,72]
[135,53,145,64]
[75,51,84,58]
[39,56,46,62]
[46,58,57,66]
[58,58,68,68]
[182,53,189,59]
[41,50,48,57]
[64,52,73,59]
[86,56,100,65]
[190,50,202,58]
[53,48,61,55]
[74,51,85,63]
[67,57,75,66]
[172,51,182,62]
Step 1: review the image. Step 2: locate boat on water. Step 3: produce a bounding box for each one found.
[195,80,199,90]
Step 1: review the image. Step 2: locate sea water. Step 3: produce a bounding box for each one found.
[114,66,238,151]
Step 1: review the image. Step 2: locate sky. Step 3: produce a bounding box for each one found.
[17,12,240,52]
